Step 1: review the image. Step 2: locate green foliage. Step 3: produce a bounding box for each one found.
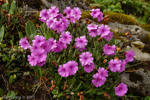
[9,0,16,15]
[6,91,16,99]
[145,96,150,100]
[0,26,4,42]
[25,20,37,39]
[0,0,25,45]
[9,74,16,84]
[91,0,150,24]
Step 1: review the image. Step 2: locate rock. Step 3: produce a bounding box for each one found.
[125,41,150,61]
[18,0,90,12]
[108,22,150,36]
[120,66,150,96]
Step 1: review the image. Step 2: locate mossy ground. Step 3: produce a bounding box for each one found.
[81,11,138,25]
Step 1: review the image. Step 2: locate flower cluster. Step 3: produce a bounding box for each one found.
[92,67,108,87]
[58,61,78,77]
[40,6,81,33]
[19,6,136,98]
[108,50,135,73]
[27,35,57,66]
[87,24,113,41]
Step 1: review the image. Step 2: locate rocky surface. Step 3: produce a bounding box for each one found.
[18,0,90,12]
[107,22,150,61]
[120,64,150,96]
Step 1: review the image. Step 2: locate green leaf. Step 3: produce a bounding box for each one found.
[145,96,150,100]
[0,88,4,96]
[45,32,51,40]
[25,20,37,39]
[38,67,42,77]
[7,91,16,99]
[9,0,16,15]
[0,26,4,42]
[9,75,15,84]
[18,32,23,39]
[57,92,63,98]
[75,81,82,91]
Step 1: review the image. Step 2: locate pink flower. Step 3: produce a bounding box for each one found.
[103,32,113,41]
[80,52,94,66]
[66,61,78,75]
[48,6,59,18]
[87,24,98,37]
[125,50,135,62]
[103,44,116,56]
[72,7,81,20]
[108,59,122,72]
[52,41,67,53]
[97,12,103,22]
[41,42,50,53]
[19,37,30,49]
[32,35,46,46]
[47,38,57,51]
[30,44,40,53]
[46,18,56,30]
[118,60,126,72]
[53,21,65,33]
[92,73,106,87]
[90,9,101,18]
[58,65,70,77]
[37,61,46,67]
[90,9,103,22]
[32,49,47,63]
[64,6,72,16]
[75,36,88,51]
[40,9,49,22]
[61,16,69,28]
[97,24,110,37]
[27,54,38,66]
[98,67,108,78]
[83,63,95,73]
[59,31,72,44]
[115,83,128,97]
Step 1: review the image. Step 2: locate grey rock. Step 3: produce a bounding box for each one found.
[120,68,150,96]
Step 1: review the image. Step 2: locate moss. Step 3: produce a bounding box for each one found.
[139,24,150,32]
[85,0,94,6]
[139,33,150,45]
[110,29,126,42]
[103,11,138,25]
[81,10,92,19]
[132,42,144,49]
[81,11,137,25]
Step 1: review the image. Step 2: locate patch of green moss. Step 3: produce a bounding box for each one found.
[81,11,137,25]
[81,11,92,19]
[85,0,94,6]
[110,29,126,42]
[139,24,150,32]
[132,42,144,49]
[139,33,150,45]
[103,11,138,25]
